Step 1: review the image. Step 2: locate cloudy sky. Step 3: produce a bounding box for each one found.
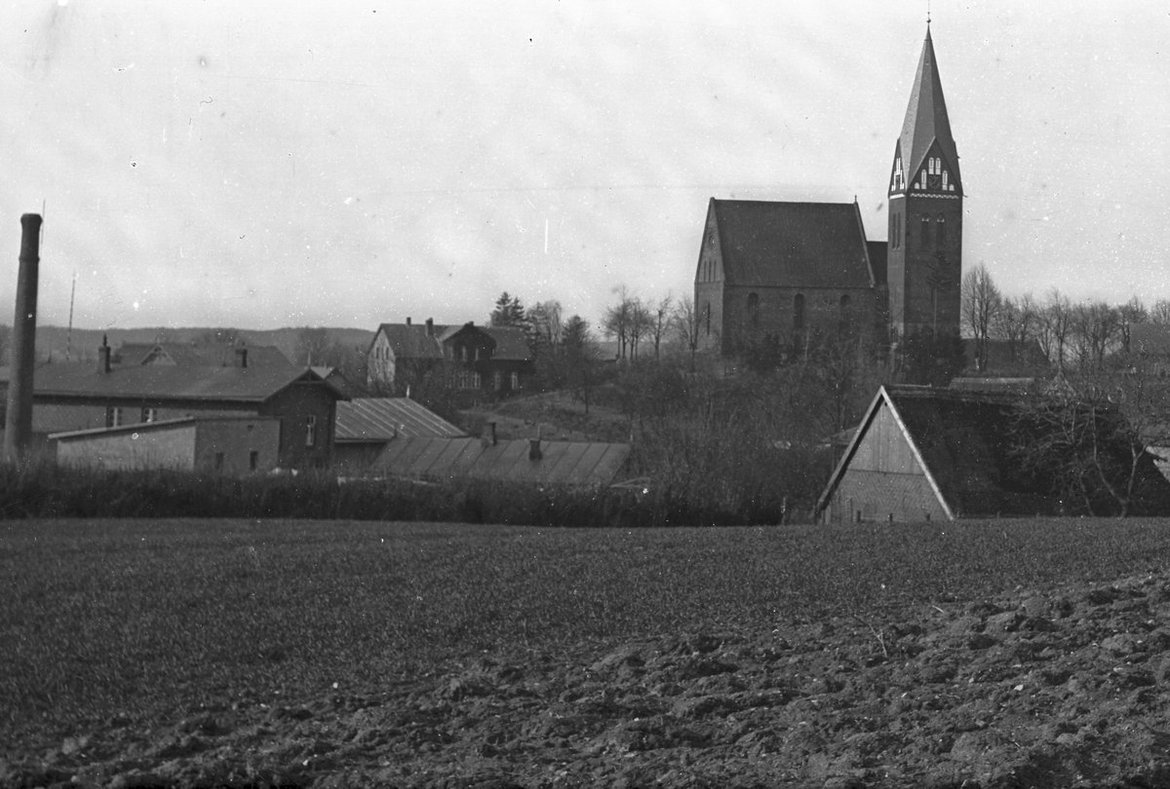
[1,0,1167,331]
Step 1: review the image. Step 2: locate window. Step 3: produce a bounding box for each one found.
[511,371,520,391]
[461,346,468,362]
[747,292,760,328]
[141,407,157,423]
[937,214,947,245]
[457,371,481,390]
[921,216,931,247]
[305,415,317,448]
[249,451,259,471]
[214,452,224,471]
[105,407,123,428]
[793,294,805,332]
[494,371,503,391]
[942,170,949,190]
[705,303,711,336]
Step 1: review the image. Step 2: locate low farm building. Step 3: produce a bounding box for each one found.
[334,397,465,470]
[0,337,344,468]
[372,436,631,487]
[51,416,281,473]
[816,384,1170,523]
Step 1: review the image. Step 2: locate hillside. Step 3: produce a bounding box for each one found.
[18,326,374,365]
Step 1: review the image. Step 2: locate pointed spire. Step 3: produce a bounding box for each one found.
[898,25,960,190]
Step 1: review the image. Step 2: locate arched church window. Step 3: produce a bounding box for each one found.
[921,216,931,247]
[937,215,947,245]
[704,303,711,336]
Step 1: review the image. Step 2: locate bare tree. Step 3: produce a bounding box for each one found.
[648,295,672,361]
[961,263,1002,372]
[1118,296,1147,354]
[672,296,702,371]
[602,286,631,360]
[993,293,1038,363]
[1038,289,1074,372]
[1071,300,1120,372]
[1149,298,1170,326]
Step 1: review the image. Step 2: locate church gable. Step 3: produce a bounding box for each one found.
[906,142,960,196]
[695,199,724,285]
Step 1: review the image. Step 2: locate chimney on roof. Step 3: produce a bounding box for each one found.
[235,346,248,368]
[426,318,434,337]
[97,334,111,375]
[406,317,411,326]
[4,213,42,464]
[528,425,542,461]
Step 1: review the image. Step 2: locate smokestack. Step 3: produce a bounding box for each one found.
[4,214,42,464]
[528,425,542,461]
[406,317,411,326]
[97,335,111,374]
[425,318,434,337]
[235,346,248,368]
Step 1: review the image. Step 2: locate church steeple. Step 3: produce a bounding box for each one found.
[886,24,963,352]
[892,25,961,197]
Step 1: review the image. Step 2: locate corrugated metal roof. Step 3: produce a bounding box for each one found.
[0,362,334,403]
[710,199,877,290]
[336,398,464,442]
[373,437,631,487]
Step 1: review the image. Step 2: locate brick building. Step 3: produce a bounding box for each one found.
[695,25,962,363]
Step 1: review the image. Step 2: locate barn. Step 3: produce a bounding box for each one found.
[816,384,1170,523]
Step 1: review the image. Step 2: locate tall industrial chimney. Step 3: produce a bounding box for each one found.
[4,214,43,464]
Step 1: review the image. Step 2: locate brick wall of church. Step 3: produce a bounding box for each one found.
[721,284,881,354]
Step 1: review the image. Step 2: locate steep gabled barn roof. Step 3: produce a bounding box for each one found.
[708,199,878,290]
[817,385,1170,519]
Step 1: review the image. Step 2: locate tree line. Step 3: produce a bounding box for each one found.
[961,263,1161,374]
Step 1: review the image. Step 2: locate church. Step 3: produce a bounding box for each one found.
[694,24,963,367]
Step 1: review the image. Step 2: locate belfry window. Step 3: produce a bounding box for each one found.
[942,170,949,190]
[921,216,931,247]
[937,215,947,245]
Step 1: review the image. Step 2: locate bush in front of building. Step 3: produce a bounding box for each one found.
[0,463,794,527]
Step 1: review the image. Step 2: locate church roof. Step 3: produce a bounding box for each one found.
[709,199,877,290]
[898,26,961,188]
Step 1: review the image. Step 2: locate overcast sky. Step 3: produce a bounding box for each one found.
[2,0,1167,332]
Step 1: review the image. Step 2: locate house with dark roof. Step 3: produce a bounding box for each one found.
[0,337,344,468]
[366,317,534,400]
[695,25,963,367]
[816,385,1170,523]
[114,341,291,369]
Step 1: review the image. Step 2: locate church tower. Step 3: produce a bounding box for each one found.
[887,24,962,345]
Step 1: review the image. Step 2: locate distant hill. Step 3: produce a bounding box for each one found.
[14,326,374,365]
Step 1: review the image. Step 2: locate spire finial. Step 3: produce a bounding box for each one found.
[926,0,931,26]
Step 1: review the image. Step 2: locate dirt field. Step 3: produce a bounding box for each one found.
[7,568,1170,787]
